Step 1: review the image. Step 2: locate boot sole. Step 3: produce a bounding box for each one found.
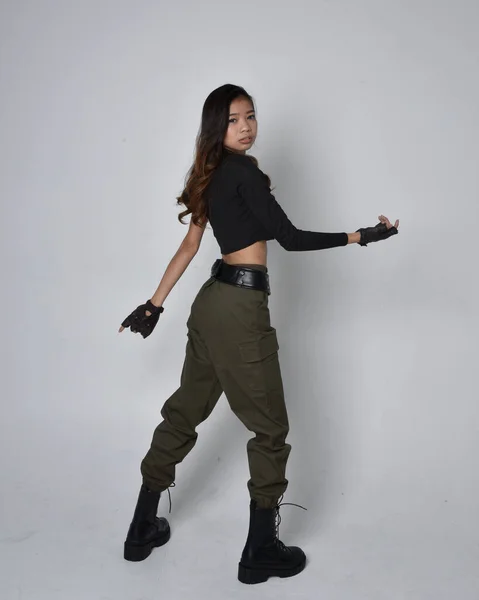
[237,555,306,584]
[124,529,171,562]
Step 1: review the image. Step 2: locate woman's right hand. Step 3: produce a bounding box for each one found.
[118,300,164,339]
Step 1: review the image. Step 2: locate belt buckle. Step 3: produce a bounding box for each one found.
[237,268,246,286]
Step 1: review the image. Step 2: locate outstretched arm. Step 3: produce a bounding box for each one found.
[231,156,398,251]
[233,158,349,251]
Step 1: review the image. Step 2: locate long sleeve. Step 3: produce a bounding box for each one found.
[235,158,348,252]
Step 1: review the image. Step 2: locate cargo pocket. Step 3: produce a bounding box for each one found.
[239,329,279,363]
[238,329,283,411]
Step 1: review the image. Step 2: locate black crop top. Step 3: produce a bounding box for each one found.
[206,152,349,255]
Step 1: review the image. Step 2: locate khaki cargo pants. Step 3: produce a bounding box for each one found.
[141,263,291,509]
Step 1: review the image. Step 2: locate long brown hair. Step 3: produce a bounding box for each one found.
[176,84,272,227]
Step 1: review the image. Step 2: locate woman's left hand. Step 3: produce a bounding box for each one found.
[378,214,399,229]
[356,215,399,246]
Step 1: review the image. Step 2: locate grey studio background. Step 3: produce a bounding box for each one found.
[1,1,478,599]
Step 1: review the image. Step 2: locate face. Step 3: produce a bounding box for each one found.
[224,96,257,154]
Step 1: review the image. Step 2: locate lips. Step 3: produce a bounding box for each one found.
[239,137,252,142]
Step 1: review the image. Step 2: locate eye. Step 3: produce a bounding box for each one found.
[228,115,256,124]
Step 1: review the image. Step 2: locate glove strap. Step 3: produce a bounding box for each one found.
[145,300,164,314]
[356,228,368,247]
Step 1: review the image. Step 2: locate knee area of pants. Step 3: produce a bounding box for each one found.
[250,432,290,449]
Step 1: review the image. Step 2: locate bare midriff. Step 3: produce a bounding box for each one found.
[221,240,268,267]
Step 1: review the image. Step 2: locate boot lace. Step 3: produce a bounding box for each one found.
[166,482,176,514]
[273,494,307,552]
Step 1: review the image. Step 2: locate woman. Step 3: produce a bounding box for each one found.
[118,84,399,584]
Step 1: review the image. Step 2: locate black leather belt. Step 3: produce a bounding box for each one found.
[211,259,270,295]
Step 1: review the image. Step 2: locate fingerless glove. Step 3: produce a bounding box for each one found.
[121,300,164,338]
[356,222,398,247]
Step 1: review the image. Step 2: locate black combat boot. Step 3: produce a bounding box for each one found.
[237,497,307,584]
[123,483,171,561]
